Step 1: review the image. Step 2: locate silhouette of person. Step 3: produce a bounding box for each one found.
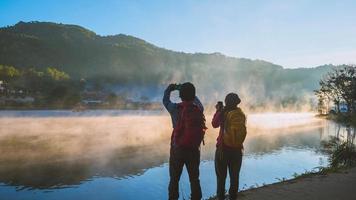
[212,93,246,200]
[163,82,205,200]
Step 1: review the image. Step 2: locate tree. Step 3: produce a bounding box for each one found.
[0,64,82,107]
[45,67,70,81]
[0,65,20,81]
[315,65,356,114]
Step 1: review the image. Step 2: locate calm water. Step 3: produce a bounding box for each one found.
[0,110,351,200]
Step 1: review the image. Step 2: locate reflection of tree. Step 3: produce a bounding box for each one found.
[336,124,341,139]
[333,123,356,145]
[322,124,356,167]
[346,126,355,145]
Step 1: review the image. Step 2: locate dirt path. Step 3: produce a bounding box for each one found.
[235,167,356,200]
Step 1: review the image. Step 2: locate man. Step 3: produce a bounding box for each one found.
[212,93,247,200]
[163,82,206,200]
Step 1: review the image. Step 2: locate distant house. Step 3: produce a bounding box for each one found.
[0,81,34,105]
[317,98,350,114]
[0,81,5,93]
[1,96,34,104]
[339,102,348,113]
[82,99,103,106]
[14,96,35,103]
[330,102,349,113]
[81,90,108,106]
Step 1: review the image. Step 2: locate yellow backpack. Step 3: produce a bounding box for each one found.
[223,108,247,148]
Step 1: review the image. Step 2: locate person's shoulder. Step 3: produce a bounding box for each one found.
[230,107,245,117]
[237,107,246,116]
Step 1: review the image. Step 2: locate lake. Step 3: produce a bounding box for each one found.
[0,110,349,200]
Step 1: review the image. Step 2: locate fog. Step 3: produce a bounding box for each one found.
[0,112,332,189]
[108,59,323,113]
[0,113,324,162]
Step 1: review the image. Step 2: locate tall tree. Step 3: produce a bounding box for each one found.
[315,65,356,114]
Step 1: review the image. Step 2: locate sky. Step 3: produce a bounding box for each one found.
[0,0,356,68]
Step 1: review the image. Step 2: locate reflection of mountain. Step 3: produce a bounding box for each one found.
[0,144,169,189]
[0,21,334,104]
[0,115,339,190]
[0,116,172,189]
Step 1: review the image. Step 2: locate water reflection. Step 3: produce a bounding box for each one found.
[345,125,356,144]
[0,115,171,190]
[0,111,353,199]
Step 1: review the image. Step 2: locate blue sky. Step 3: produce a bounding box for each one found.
[1,0,356,68]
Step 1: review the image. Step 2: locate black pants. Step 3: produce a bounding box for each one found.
[168,146,202,200]
[215,147,243,200]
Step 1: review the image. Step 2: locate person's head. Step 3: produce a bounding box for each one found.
[179,82,195,101]
[224,93,241,108]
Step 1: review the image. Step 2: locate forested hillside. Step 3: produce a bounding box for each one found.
[0,21,336,109]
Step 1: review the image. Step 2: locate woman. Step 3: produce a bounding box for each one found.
[212,93,247,200]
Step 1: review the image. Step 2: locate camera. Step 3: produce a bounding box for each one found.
[216,101,224,110]
[174,84,182,91]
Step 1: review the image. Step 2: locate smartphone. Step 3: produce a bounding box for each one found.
[217,101,223,110]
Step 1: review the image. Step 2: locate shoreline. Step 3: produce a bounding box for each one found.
[209,166,356,200]
[317,113,356,127]
[208,115,356,200]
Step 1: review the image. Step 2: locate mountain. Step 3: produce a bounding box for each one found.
[0,21,334,107]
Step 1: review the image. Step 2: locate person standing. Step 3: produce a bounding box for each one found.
[212,93,246,200]
[163,82,206,200]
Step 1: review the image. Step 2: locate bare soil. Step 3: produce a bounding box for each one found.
[236,167,356,200]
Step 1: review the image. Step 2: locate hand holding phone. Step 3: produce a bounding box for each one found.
[216,101,223,111]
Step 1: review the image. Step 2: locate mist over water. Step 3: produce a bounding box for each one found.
[0,110,347,199]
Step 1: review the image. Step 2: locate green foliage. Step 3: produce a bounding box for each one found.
[322,135,356,168]
[0,64,81,108]
[0,65,20,81]
[330,142,356,167]
[315,65,356,114]
[45,67,69,81]
[322,133,356,169]
[0,21,334,107]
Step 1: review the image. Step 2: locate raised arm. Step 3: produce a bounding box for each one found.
[162,84,177,113]
[212,111,222,128]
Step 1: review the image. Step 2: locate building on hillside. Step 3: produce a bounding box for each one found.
[317,98,350,114]
[0,81,4,93]
[0,96,35,104]
[338,102,348,113]
[81,91,108,106]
